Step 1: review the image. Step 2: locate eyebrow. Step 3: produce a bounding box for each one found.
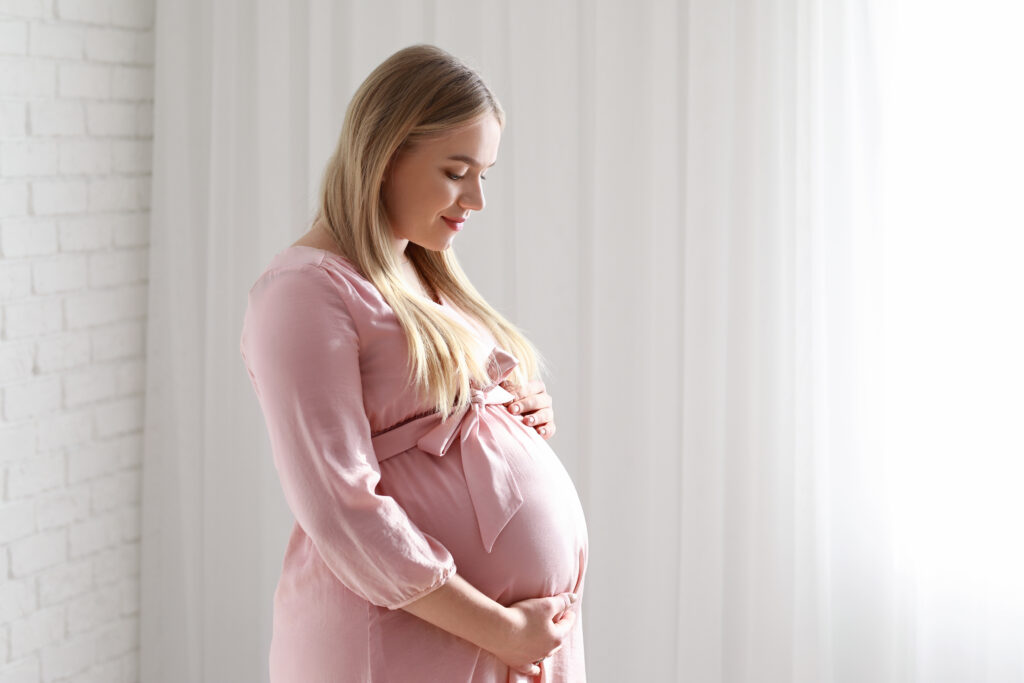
[447,154,497,168]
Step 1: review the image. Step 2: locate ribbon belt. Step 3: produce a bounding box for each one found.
[371,346,528,553]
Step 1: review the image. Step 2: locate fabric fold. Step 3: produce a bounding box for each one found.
[372,346,528,552]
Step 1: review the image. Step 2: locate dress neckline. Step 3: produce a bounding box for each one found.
[286,244,446,308]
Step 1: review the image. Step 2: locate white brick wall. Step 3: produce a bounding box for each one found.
[1,1,153,681]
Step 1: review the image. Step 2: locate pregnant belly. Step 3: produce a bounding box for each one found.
[376,406,588,606]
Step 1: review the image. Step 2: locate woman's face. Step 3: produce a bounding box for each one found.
[382,114,501,253]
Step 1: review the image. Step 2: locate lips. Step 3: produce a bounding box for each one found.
[442,216,465,231]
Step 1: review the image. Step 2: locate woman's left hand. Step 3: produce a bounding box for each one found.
[501,379,556,440]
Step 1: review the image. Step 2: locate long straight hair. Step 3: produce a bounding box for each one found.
[314,44,547,420]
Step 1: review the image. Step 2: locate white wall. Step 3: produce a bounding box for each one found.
[0,1,154,681]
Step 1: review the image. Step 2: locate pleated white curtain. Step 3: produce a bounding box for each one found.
[140,1,1023,682]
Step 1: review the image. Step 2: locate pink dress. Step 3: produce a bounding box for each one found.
[239,245,589,682]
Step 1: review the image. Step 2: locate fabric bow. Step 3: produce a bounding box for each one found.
[412,346,527,553]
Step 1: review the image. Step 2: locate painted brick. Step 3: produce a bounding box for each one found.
[0,260,32,299]
[69,510,120,557]
[35,409,93,450]
[110,65,151,100]
[2,1,155,672]
[65,283,146,328]
[40,632,96,681]
[90,471,138,511]
[67,437,123,483]
[64,364,118,406]
[114,357,143,394]
[67,585,120,634]
[31,98,86,135]
[135,101,151,136]
[0,0,46,19]
[90,321,144,361]
[109,0,153,29]
[59,138,112,175]
[93,616,136,660]
[89,176,144,211]
[135,30,153,64]
[112,433,141,469]
[0,180,29,216]
[29,21,84,60]
[92,542,137,584]
[55,0,110,24]
[88,247,146,287]
[0,657,39,683]
[0,19,28,56]
[9,528,66,576]
[110,212,146,246]
[57,62,109,98]
[0,339,33,382]
[64,659,120,683]
[31,178,89,215]
[0,99,28,136]
[3,296,63,338]
[3,375,61,421]
[58,214,114,251]
[120,576,137,615]
[0,422,34,464]
[6,450,64,497]
[0,577,38,622]
[0,500,35,543]
[84,101,134,136]
[123,652,138,682]
[137,174,149,208]
[118,505,137,541]
[36,483,91,529]
[111,139,149,173]
[93,395,142,437]
[35,331,91,372]
[33,253,90,294]
[0,218,58,257]
[0,139,58,175]
[0,56,56,98]
[38,559,94,606]
[9,604,65,660]
[84,27,136,63]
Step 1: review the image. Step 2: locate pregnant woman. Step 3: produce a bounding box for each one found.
[239,44,589,682]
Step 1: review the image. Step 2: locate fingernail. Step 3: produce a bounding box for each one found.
[511,404,520,413]
[526,415,534,424]
[538,427,546,435]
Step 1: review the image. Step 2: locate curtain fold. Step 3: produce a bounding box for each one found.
[141,1,1021,681]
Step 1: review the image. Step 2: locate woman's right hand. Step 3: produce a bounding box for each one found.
[489,592,579,677]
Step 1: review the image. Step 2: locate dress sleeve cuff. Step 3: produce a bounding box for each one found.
[386,559,458,610]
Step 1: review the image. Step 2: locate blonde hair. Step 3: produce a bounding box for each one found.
[314,44,547,421]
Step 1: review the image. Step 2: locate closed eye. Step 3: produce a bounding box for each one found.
[446,172,488,181]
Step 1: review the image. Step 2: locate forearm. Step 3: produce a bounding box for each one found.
[399,572,511,652]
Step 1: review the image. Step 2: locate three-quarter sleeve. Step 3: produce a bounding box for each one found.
[239,264,456,610]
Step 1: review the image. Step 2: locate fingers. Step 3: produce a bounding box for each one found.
[513,664,541,676]
[504,379,549,405]
[551,593,578,622]
[507,394,552,415]
[518,406,553,427]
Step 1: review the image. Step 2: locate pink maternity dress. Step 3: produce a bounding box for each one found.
[239,245,589,682]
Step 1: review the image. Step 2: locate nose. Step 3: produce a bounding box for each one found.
[459,178,485,212]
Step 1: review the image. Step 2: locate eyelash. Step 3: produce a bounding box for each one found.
[446,172,487,181]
